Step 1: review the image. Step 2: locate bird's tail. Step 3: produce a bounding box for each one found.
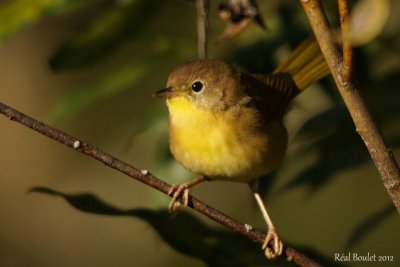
[274,37,330,91]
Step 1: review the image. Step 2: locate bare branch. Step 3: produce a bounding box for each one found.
[196,0,209,59]
[0,101,322,266]
[299,0,400,213]
[338,0,353,81]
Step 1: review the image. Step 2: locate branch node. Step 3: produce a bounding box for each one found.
[244,223,254,232]
[73,140,81,149]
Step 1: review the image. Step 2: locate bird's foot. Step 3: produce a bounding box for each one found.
[168,184,189,213]
[262,228,283,259]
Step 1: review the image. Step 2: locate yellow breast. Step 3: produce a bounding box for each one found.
[166,97,287,182]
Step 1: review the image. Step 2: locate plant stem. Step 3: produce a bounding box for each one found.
[338,0,353,81]
[300,0,400,213]
[196,0,209,59]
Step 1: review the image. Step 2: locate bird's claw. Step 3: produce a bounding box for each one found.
[262,229,283,259]
[168,184,189,213]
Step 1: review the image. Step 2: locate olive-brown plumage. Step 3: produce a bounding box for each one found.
[161,60,292,182]
[154,38,329,259]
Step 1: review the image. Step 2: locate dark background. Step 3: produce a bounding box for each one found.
[0,1,399,266]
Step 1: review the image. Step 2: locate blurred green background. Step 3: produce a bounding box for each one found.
[1,0,400,266]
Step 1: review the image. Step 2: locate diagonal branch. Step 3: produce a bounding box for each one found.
[0,101,321,267]
[299,0,400,213]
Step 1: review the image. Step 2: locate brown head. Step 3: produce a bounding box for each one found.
[154,60,246,111]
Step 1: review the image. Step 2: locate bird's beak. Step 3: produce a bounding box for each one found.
[153,87,173,98]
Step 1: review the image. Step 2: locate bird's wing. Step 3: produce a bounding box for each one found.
[238,72,297,122]
[252,72,299,103]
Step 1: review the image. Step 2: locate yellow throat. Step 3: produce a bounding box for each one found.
[156,38,329,183]
[166,96,287,182]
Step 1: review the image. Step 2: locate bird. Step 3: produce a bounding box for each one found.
[154,38,329,259]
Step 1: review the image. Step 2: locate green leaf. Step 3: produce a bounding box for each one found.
[0,0,101,43]
[48,34,194,123]
[278,67,400,193]
[347,0,390,46]
[49,57,154,123]
[50,0,166,70]
[280,105,369,192]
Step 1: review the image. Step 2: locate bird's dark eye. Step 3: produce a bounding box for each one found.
[191,81,203,92]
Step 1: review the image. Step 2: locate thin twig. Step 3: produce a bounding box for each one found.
[196,0,209,59]
[299,0,400,213]
[338,0,353,81]
[0,101,321,266]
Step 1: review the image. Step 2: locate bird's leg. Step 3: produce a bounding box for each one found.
[249,180,283,259]
[168,175,209,213]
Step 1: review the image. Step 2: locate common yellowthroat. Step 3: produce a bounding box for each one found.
[155,38,329,259]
